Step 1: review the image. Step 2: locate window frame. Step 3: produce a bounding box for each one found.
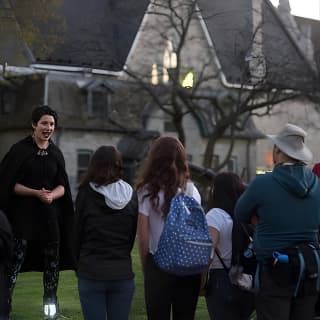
[77,149,93,183]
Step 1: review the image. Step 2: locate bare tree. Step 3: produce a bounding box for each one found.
[123,0,319,170]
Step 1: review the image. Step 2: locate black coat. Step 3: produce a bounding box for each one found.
[74,184,138,280]
[0,209,13,262]
[0,209,12,317]
[0,136,75,271]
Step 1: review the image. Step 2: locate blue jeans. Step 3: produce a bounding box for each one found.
[78,277,135,320]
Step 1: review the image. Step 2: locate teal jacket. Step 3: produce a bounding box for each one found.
[235,164,320,263]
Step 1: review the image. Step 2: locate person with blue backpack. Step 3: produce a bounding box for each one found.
[136,136,203,320]
[205,172,255,320]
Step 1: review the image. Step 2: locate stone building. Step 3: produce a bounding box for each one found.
[0,0,319,196]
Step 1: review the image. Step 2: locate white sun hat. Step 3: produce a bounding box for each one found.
[266,123,313,163]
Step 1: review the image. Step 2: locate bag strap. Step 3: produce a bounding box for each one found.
[184,181,193,197]
[215,248,229,273]
[240,223,253,242]
[294,243,320,296]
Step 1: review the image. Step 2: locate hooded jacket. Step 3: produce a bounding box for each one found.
[235,164,320,262]
[74,180,138,280]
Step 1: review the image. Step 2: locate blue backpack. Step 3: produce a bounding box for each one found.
[154,193,212,276]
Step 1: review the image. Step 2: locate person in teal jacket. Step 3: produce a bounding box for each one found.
[235,123,320,320]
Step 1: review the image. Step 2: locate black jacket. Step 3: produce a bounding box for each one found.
[74,184,138,280]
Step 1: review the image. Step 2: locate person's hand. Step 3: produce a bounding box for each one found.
[199,270,208,296]
[38,188,54,204]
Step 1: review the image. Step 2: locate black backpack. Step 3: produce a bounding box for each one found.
[215,221,257,291]
[231,221,256,275]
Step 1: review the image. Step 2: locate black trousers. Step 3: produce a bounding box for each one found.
[144,254,201,320]
[8,238,59,300]
[0,264,10,319]
[205,269,255,320]
[256,267,318,320]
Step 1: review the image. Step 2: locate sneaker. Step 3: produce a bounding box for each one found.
[43,297,59,320]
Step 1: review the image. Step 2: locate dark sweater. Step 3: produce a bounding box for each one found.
[74,184,138,280]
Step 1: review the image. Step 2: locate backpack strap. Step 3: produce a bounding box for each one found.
[310,244,320,291]
[184,182,194,197]
[231,222,254,266]
[240,223,253,242]
[215,248,229,273]
[296,243,320,295]
[294,249,305,297]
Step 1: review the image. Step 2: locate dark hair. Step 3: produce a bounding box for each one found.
[79,146,123,187]
[208,172,245,218]
[31,105,58,127]
[136,136,190,216]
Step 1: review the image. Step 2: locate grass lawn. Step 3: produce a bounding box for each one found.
[10,244,210,320]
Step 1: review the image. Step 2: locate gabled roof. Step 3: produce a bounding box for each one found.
[1,0,318,91]
[197,0,319,91]
[261,0,318,91]
[0,0,34,66]
[294,15,320,76]
[0,0,149,72]
[197,0,254,85]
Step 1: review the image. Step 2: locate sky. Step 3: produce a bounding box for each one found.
[269,0,320,20]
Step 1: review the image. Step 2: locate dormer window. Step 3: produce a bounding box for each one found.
[87,90,110,117]
[79,79,114,117]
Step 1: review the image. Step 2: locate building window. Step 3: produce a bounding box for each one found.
[88,90,110,117]
[0,89,16,115]
[181,71,195,88]
[151,63,159,85]
[227,156,238,172]
[77,149,93,183]
[163,39,177,84]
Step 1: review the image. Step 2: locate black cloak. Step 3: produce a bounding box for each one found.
[0,136,75,271]
[0,209,12,317]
